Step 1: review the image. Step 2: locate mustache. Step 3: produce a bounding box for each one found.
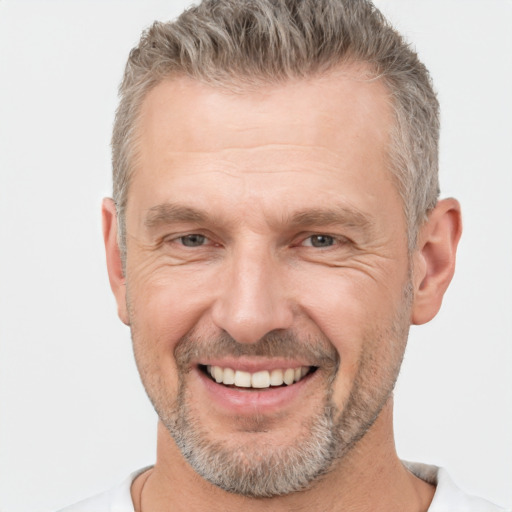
[174,329,340,371]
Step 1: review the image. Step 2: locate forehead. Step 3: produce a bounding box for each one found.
[136,66,392,160]
[128,67,398,227]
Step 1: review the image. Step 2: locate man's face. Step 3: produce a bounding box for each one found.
[120,69,412,496]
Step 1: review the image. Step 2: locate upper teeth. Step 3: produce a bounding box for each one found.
[206,365,310,388]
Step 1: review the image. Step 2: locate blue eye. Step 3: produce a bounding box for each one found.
[304,235,336,247]
[180,234,207,247]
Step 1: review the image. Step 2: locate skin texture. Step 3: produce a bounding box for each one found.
[103,67,461,511]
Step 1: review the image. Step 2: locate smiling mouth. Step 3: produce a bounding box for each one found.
[199,364,317,389]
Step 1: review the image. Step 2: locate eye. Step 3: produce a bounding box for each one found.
[303,234,336,248]
[179,234,208,247]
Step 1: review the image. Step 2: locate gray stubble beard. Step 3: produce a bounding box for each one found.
[134,282,412,498]
[157,335,405,498]
[164,375,342,498]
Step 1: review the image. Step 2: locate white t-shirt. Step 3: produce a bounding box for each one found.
[57,462,508,512]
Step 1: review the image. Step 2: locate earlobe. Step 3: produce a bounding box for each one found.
[102,198,130,325]
[411,198,462,325]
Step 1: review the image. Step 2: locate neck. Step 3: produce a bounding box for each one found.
[133,399,435,512]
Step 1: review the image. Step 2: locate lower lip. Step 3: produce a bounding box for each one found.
[194,367,317,415]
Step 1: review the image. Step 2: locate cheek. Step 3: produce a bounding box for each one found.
[130,288,192,345]
[295,269,393,344]
[126,269,217,390]
[293,268,407,398]
[127,256,218,334]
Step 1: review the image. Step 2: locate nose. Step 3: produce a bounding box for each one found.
[211,243,294,344]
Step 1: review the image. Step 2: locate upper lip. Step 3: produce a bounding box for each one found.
[198,357,314,373]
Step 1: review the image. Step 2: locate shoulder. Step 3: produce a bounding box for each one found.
[56,467,151,512]
[404,461,509,512]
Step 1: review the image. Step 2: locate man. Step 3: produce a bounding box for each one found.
[58,0,506,510]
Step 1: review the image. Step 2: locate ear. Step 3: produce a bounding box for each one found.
[411,198,462,325]
[102,198,130,325]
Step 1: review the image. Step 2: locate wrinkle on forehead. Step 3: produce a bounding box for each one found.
[141,142,380,183]
[146,142,345,155]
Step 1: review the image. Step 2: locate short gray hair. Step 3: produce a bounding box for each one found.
[112,0,440,260]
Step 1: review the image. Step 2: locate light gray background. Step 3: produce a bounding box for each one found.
[0,1,510,511]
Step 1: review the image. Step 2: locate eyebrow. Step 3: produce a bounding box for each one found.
[287,206,375,233]
[144,203,209,228]
[144,202,375,234]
